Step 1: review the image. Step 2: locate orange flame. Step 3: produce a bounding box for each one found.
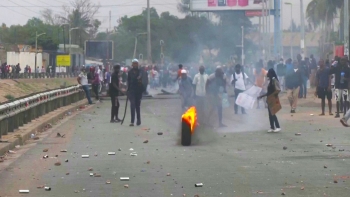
[181,106,198,134]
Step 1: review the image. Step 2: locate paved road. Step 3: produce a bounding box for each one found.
[0,96,350,197]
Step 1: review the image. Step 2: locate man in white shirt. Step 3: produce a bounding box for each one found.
[232,64,249,114]
[77,67,93,104]
[192,66,208,119]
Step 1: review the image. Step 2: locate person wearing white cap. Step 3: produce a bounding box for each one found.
[179,69,193,110]
[127,59,144,126]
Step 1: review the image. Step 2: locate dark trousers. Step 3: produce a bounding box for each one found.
[299,77,308,98]
[268,108,280,129]
[82,85,92,104]
[92,84,99,100]
[234,88,245,113]
[111,95,120,121]
[129,93,142,124]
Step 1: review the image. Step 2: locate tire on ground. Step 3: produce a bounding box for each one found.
[181,120,191,146]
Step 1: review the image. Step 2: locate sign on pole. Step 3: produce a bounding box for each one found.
[190,0,274,11]
[56,55,71,67]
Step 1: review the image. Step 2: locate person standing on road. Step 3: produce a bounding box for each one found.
[315,59,333,116]
[310,54,318,87]
[193,66,208,111]
[330,57,350,118]
[232,64,249,114]
[298,60,309,99]
[276,58,286,92]
[285,60,302,113]
[110,65,125,123]
[258,68,281,133]
[77,67,93,105]
[206,67,227,127]
[127,59,144,126]
[254,62,268,109]
[91,67,101,101]
[179,70,193,110]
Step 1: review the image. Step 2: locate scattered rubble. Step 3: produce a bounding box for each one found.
[195,183,203,187]
[124,184,129,188]
[283,146,287,150]
[143,140,149,143]
[157,132,163,135]
[54,162,61,166]
[43,149,49,152]
[295,133,301,136]
[106,180,111,184]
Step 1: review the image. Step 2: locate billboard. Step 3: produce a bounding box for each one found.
[190,0,274,11]
[85,40,114,60]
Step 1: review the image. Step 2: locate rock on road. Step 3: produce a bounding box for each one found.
[0,98,350,197]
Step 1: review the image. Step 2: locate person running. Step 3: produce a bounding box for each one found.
[127,59,144,126]
[315,59,332,116]
[232,64,249,114]
[258,68,281,133]
[329,57,350,118]
[77,67,93,105]
[110,65,124,123]
[206,67,227,127]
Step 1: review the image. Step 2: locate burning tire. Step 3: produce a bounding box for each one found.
[181,121,192,146]
[181,106,197,146]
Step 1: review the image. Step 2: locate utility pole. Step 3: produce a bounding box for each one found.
[345,0,349,56]
[109,10,111,33]
[147,0,152,64]
[300,0,305,59]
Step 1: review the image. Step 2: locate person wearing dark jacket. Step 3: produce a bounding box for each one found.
[127,59,144,126]
[258,68,281,133]
[298,60,309,98]
[285,60,302,113]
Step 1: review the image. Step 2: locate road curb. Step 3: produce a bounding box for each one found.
[0,100,89,157]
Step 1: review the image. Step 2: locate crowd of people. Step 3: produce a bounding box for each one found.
[75,53,350,132]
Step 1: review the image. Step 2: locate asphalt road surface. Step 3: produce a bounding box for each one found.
[0,96,350,197]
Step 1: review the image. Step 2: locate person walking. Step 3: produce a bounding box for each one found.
[127,59,144,126]
[206,67,227,127]
[258,68,281,133]
[232,64,249,114]
[330,57,350,118]
[77,67,93,105]
[315,59,333,116]
[109,65,124,123]
[193,66,208,111]
[285,60,302,113]
[254,62,268,109]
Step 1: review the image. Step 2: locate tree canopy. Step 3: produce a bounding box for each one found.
[97,8,253,64]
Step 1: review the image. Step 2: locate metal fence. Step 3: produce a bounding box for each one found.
[0,85,88,139]
[0,72,78,79]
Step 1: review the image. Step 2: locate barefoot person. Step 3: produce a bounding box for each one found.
[315,59,333,116]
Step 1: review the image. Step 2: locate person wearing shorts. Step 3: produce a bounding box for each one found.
[315,59,333,115]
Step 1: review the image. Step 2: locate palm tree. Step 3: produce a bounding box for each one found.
[306,0,343,55]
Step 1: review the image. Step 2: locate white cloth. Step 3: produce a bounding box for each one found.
[192,73,208,97]
[233,72,248,91]
[78,72,88,85]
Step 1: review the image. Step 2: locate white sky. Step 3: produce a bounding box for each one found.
[0,0,312,31]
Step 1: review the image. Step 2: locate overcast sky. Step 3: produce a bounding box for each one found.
[0,0,312,31]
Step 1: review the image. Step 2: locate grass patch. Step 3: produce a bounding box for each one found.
[4,94,15,101]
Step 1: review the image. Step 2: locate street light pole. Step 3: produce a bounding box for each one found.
[285,2,293,59]
[241,26,244,65]
[147,0,152,64]
[60,24,69,53]
[69,27,79,54]
[345,0,349,56]
[133,33,147,59]
[35,31,46,78]
[300,0,305,59]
